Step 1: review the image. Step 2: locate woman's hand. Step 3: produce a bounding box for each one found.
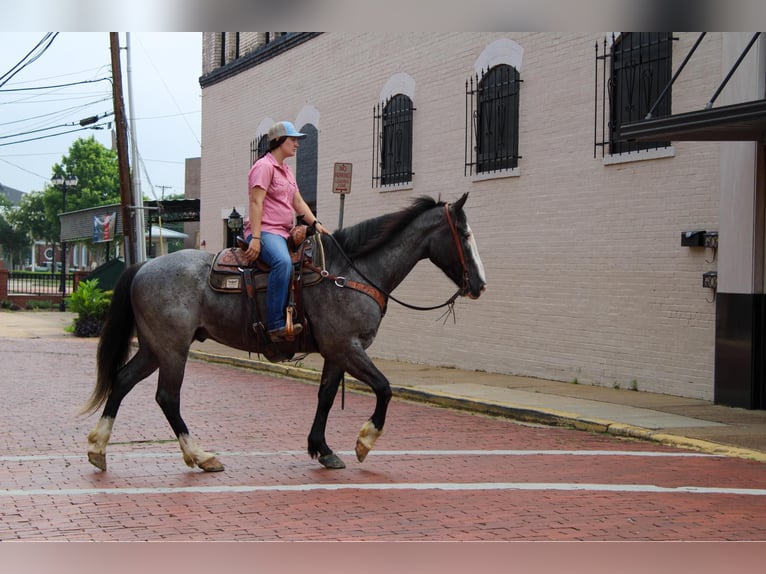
[244,237,261,262]
[314,221,329,235]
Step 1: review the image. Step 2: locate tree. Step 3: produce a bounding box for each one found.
[0,194,30,268]
[45,136,121,231]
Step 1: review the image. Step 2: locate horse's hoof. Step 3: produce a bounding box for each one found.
[88,452,107,471]
[318,453,346,469]
[355,439,371,463]
[198,456,225,472]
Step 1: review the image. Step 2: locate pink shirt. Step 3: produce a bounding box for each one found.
[244,152,298,239]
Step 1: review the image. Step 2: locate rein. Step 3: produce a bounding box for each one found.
[319,202,469,314]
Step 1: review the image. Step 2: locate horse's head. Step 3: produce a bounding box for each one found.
[430,192,487,299]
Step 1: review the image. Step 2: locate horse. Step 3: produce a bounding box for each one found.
[82,192,487,472]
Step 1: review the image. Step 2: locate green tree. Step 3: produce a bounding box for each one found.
[11,191,54,244]
[0,194,30,268]
[28,136,121,246]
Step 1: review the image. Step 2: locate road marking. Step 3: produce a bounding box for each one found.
[2,482,766,497]
[0,449,720,463]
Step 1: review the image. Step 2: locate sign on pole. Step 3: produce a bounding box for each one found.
[332,162,352,195]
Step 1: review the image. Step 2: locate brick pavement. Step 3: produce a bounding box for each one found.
[1,333,766,541]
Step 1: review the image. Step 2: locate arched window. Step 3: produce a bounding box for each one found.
[466,64,521,175]
[609,32,673,154]
[296,123,318,214]
[373,94,414,186]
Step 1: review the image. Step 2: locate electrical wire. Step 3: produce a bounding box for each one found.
[0,77,111,93]
[0,122,111,147]
[0,33,58,89]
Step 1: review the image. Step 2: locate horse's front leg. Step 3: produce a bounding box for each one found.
[343,349,392,463]
[308,360,347,469]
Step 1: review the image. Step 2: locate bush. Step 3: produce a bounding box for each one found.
[25,299,53,311]
[66,279,112,337]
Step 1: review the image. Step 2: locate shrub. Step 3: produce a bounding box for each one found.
[66,279,112,337]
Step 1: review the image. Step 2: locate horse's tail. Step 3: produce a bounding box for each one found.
[80,263,143,416]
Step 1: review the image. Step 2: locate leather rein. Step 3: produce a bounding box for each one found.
[314,203,469,314]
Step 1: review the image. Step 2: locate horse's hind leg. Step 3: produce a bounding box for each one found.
[87,347,158,471]
[155,352,224,472]
[308,360,347,469]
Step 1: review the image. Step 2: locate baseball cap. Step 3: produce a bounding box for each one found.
[268,121,306,141]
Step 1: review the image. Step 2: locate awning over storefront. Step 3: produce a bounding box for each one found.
[617,99,766,143]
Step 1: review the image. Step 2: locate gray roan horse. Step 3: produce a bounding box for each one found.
[83,193,486,472]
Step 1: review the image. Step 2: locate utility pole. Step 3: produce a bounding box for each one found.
[126,33,146,264]
[110,32,135,266]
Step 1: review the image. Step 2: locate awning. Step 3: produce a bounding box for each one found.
[616,99,766,143]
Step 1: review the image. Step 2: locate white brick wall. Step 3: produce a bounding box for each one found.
[200,33,723,400]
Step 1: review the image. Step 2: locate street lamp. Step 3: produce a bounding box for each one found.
[227,207,243,248]
[51,174,78,312]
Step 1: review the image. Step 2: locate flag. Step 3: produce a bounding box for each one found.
[93,212,116,243]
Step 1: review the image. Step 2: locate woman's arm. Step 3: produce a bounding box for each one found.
[244,185,267,261]
[293,190,329,234]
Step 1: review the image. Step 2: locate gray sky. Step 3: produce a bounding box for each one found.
[0,32,201,200]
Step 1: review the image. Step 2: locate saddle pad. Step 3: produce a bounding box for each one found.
[209,248,323,293]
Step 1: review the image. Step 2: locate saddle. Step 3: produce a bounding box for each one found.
[208,224,322,361]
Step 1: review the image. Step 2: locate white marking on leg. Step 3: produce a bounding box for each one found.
[87,416,114,456]
[355,420,383,462]
[178,434,217,469]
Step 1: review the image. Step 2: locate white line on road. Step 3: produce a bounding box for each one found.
[2,482,766,497]
[0,449,719,463]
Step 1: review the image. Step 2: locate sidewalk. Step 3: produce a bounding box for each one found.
[3,310,766,462]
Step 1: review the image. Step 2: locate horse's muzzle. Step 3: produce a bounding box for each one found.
[463,281,487,300]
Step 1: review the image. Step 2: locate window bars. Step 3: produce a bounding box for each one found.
[594,33,675,158]
[372,94,414,187]
[250,134,269,166]
[465,64,521,176]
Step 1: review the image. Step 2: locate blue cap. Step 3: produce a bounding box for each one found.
[268,121,306,140]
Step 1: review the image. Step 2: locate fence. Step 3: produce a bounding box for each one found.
[0,268,88,309]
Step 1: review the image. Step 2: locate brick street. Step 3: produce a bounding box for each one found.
[2,336,766,541]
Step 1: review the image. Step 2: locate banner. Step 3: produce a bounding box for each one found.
[93,212,116,243]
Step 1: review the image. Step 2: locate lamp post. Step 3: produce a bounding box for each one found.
[51,174,78,312]
[227,207,243,248]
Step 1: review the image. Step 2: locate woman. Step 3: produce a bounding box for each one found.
[242,120,328,342]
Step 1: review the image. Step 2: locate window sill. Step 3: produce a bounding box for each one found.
[377,182,413,193]
[602,146,675,166]
[470,167,520,182]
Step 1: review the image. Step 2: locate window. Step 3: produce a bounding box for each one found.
[609,33,673,155]
[372,94,414,186]
[250,134,268,166]
[296,123,318,214]
[466,64,521,175]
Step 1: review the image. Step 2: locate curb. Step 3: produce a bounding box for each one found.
[188,349,766,464]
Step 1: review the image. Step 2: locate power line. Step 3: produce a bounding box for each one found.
[0,77,111,93]
[0,112,112,141]
[0,33,58,89]
[0,121,112,148]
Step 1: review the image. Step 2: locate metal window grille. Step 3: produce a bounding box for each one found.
[465,64,521,176]
[594,33,674,157]
[372,94,414,187]
[250,134,269,166]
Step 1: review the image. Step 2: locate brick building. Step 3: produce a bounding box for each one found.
[198,33,766,406]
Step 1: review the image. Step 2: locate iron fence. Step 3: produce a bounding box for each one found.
[7,271,74,295]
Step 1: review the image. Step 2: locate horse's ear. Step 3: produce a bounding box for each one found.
[452,192,469,212]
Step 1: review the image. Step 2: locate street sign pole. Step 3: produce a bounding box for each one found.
[332,162,352,230]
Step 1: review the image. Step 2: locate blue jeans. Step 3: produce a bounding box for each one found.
[255,231,292,331]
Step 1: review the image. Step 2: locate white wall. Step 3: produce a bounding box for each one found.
[200,33,724,399]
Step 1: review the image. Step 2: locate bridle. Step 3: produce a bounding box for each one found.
[322,201,471,315]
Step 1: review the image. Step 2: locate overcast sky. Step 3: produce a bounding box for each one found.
[0,32,201,201]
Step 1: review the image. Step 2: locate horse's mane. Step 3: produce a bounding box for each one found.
[331,195,444,258]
